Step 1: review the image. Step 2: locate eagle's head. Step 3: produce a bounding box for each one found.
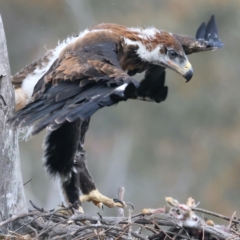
[124,29,193,82]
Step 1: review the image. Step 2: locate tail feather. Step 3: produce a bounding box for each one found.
[19,101,64,128]
[32,106,73,134]
[10,79,125,135]
[55,87,115,124]
[66,96,114,122]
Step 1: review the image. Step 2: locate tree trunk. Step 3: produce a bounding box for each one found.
[0,15,28,233]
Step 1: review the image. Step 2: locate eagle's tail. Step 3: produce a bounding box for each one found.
[9,73,168,135]
[9,80,133,135]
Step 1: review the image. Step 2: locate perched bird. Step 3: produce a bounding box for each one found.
[10,16,223,212]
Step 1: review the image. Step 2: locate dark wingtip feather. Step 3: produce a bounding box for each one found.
[196,22,206,39]
[207,15,224,48]
[205,15,218,39]
[196,15,224,49]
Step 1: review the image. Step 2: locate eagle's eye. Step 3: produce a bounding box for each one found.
[168,50,178,59]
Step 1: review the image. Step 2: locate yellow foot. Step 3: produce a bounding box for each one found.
[80,189,126,209]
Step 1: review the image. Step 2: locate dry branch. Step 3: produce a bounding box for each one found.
[0,197,239,240]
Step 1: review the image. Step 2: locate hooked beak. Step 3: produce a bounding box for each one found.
[167,60,193,82]
[182,61,193,82]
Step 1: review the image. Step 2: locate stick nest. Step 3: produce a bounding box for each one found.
[0,196,239,240]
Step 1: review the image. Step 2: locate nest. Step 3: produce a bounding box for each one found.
[0,194,239,240]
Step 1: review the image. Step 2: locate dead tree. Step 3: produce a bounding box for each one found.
[0,15,28,234]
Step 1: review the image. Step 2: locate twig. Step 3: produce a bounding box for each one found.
[128,208,132,239]
[0,211,39,227]
[13,215,40,234]
[1,196,240,240]
[115,222,132,240]
[73,224,147,240]
[193,207,240,225]
[118,186,125,218]
[149,219,175,240]
[23,179,32,186]
[40,209,55,234]
[0,205,72,227]
[228,211,236,229]
[33,218,68,240]
[202,214,205,240]
[29,200,45,212]
[22,224,38,237]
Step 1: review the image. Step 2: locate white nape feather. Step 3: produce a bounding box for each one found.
[124,37,163,64]
[128,27,160,40]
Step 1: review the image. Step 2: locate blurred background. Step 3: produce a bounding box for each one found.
[0,0,239,217]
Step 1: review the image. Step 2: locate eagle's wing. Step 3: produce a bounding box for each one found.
[173,15,224,55]
[136,65,167,103]
[10,41,142,134]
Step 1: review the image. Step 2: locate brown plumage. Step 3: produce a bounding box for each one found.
[91,23,183,52]
[41,25,187,97]
[9,16,223,212]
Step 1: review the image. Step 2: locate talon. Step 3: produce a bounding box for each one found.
[126,201,134,210]
[96,202,103,209]
[80,189,126,209]
[113,198,125,208]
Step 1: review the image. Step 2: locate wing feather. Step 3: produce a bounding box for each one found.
[174,15,224,55]
[205,15,218,38]
[137,65,168,103]
[9,37,140,134]
[196,22,206,40]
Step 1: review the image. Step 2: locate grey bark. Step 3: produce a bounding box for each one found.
[0,15,28,233]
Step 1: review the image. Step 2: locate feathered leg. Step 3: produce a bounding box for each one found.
[44,118,125,212]
[75,119,126,209]
[43,120,82,212]
[75,119,96,194]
